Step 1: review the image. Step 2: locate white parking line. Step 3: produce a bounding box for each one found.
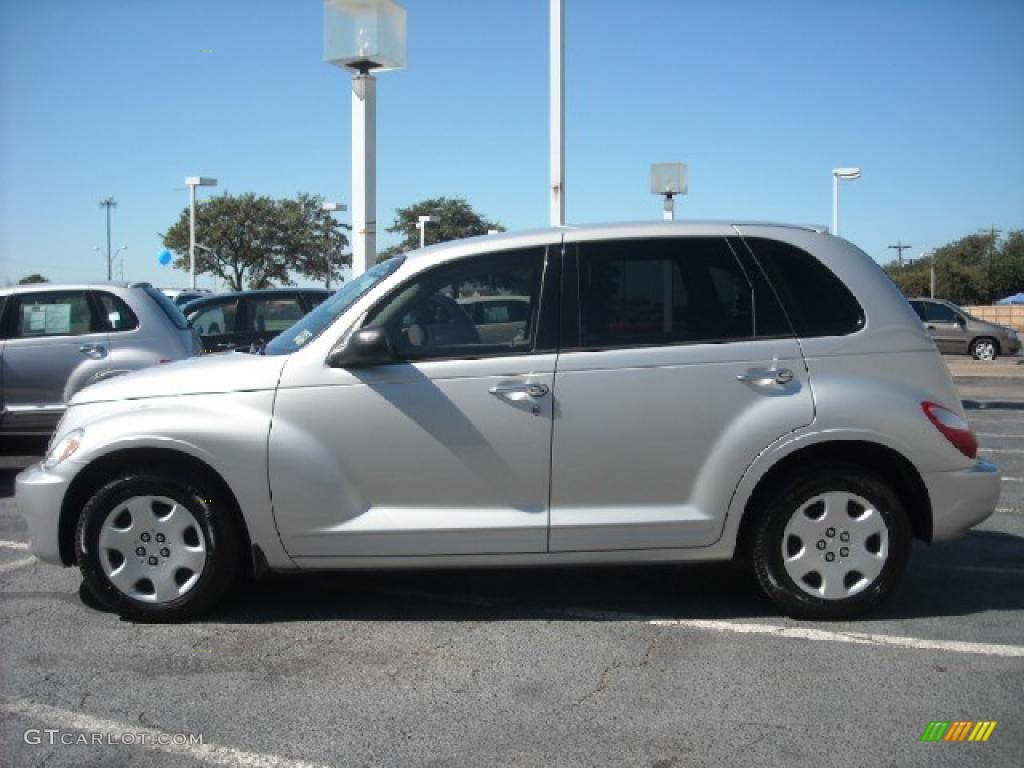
[0,539,29,550]
[979,448,1024,455]
[976,433,1024,439]
[1,698,330,768]
[0,557,34,575]
[1002,477,1024,483]
[375,588,1024,658]
[997,507,1023,515]
[647,619,1024,657]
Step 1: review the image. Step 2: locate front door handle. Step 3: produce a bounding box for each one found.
[736,368,794,386]
[79,344,107,360]
[489,382,550,398]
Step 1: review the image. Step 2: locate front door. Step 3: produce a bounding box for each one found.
[549,236,816,551]
[922,302,967,354]
[269,246,558,558]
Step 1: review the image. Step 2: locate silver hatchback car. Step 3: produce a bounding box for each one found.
[16,223,1001,621]
[1,282,200,435]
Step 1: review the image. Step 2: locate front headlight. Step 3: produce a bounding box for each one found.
[43,429,84,470]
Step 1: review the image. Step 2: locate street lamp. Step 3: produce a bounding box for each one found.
[114,246,128,280]
[324,0,407,277]
[416,215,438,249]
[321,201,348,289]
[831,167,861,236]
[99,197,117,280]
[185,176,217,290]
[651,163,688,221]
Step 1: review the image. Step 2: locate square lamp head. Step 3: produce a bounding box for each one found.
[650,163,688,197]
[324,0,407,73]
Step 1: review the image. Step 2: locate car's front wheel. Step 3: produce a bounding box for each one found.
[751,467,911,620]
[970,337,998,361]
[76,472,241,622]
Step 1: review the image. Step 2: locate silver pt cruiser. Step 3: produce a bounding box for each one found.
[16,222,1001,622]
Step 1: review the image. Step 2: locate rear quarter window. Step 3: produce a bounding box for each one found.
[743,238,865,337]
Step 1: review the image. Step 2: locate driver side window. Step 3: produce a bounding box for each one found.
[364,248,546,361]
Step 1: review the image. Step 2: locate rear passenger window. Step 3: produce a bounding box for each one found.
[10,291,98,338]
[95,292,139,332]
[743,238,864,337]
[247,297,305,332]
[577,238,777,349]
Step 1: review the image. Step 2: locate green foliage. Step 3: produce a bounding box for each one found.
[380,197,504,259]
[883,230,1023,304]
[162,193,350,291]
[18,273,49,284]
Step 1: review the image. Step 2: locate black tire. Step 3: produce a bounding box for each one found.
[969,337,999,361]
[751,466,911,620]
[75,472,241,622]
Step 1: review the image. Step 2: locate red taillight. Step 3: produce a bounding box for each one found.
[922,401,978,459]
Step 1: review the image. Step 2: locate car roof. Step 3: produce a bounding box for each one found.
[399,220,830,268]
[179,287,329,311]
[0,281,150,296]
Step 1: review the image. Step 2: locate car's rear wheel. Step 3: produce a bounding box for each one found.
[751,467,911,620]
[76,472,241,622]
[970,337,998,361]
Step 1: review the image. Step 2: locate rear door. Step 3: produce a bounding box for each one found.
[243,293,307,349]
[922,301,967,354]
[187,297,241,353]
[0,289,109,429]
[549,236,814,551]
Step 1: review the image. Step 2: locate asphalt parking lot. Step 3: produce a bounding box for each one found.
[1,358,1022,767]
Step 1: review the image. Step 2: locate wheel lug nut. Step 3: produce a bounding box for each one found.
[840,531,850,543]
[826,528,836,538]
[816,540,827,550]
[136,547,146,556]
[156,533,166,543]
[840,547,849,557]
[148,556,158,566]
[825,552,836,562]
[160,548,170,558]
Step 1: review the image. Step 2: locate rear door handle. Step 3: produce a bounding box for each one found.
[736,368,794,386]
[79,344,107,360]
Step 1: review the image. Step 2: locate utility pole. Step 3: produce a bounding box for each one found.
[888,240,912,266]
[977,226,1001,303]
[99,197,117,280]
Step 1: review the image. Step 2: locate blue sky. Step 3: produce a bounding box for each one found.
[1,0,1022,289]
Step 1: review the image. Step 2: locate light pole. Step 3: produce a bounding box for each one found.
[99,197,117,280]
[416,215,438,249]
[324,0,407,277]
[651,163,688,221]
[114,246,128,280]
[831,167,861,236]
[977,226,1001,303]
[321,201,347,289]
[550,0,565,226]
[185,176,217,290]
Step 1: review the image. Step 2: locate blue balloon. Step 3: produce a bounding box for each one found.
[158,250,172,266]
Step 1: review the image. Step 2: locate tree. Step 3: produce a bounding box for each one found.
[380,197,504,259]
[883,231,1024,304]
[162,192,350,291]
[18,273,48,284]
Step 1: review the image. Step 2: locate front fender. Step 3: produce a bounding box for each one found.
[63,391,294,569]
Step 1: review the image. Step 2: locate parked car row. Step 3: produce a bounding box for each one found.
[14,222,1001,624]
[908,298,1020,360]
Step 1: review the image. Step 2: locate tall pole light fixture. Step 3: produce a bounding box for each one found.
[831,167,861,236]
[99,197,117,280]
[185,176,217,289]
[114,246,128,280]
[324,0,407,277]
[416,215,438,249]
[550,0,565,226]
[321,201,348,289]
[651,163,688,221]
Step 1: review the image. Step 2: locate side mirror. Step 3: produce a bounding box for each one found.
[327,327,394,368]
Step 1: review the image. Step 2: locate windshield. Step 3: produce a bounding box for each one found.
[263,256,405,356]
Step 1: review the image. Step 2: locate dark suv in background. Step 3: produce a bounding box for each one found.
[182,288,329,353]
[908,298,1020,360]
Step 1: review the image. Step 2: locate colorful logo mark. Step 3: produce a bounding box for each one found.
[920,721,997,742]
